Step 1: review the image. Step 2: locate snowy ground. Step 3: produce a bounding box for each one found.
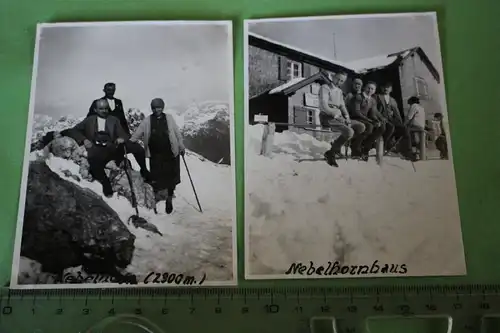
[29,151,235,284]
[246,124,466,278]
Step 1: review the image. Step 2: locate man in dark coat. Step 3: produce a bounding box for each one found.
[131,98,185,214]
[69,99,150,197]
[87,83,130,135]
[348,81,385,159]
[344,77,363,107]
[375,83,414,160]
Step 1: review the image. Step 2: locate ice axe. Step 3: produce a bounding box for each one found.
[122,144,162,235]
[181,153,203,213]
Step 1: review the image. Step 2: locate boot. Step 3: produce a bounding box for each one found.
[102,178,114,198]
[324,150,339,167]
[361,146,371,162]
[165,196,173,214]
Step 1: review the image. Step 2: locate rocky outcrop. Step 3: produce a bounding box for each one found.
[44,136,156,209]
[21,161,137,281]
[126,108,146,135]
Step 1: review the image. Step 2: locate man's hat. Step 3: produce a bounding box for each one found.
[407,96,420,104]
[151,98,165,108]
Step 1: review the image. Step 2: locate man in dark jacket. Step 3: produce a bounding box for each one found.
[376,82,403,151]
[70,99,149,197]
[344,77,363,107]
[376,83,414,160]
[87,83,130,135]
[348,81,385,158]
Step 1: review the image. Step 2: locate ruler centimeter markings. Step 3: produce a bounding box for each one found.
[1,285,500,333]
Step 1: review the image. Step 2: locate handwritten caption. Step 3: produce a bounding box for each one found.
[61,271,207,286]
[285,260,407,276]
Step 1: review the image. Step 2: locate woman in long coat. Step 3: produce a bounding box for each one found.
[130,98,185,214]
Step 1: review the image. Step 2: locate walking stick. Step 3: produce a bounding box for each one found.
[122,145,150,225]
[181,154,203,213]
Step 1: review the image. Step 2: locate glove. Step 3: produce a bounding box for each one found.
[180,149,185,156]
[83,139,93,149]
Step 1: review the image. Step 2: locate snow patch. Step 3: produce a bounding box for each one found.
[246,123,464,277]
[345,55,399,72]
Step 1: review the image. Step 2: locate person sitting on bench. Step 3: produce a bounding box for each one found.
[318,71,365,167]
[69,99,150,197]
[349,81,385,160]
[344,77,363,107]
[375,82,415,160]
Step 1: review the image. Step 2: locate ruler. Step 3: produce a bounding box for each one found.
[1,284,500,333]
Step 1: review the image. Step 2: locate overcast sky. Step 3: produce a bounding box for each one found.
[33,23,232,118]
[248,13,443,75]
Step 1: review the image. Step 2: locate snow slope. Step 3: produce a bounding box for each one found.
[246,124,465,278]
[27,151,235,283]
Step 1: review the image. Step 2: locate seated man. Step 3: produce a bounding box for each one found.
[349,81,385,159]
[375,82,414,159]
[69,99,150,197]
[319,71,365,167]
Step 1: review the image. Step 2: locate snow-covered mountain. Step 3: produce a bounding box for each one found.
[33,100,231,165]
[18,114,235,286]
[31,114,84,144]
[180,102,230,136]
[127,102,231,165]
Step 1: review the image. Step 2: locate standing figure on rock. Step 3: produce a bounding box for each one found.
[130,98,185,214]
[69,99,150,197]
[88,82,130,136]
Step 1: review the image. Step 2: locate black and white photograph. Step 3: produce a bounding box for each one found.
[244,13,466,279]
[11,21,237,288]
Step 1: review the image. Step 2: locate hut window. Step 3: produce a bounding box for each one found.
[306,109,315,124]
[415,77,429,98]
[287,60,302,80]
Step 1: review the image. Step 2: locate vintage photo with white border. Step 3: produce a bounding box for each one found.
[11,21,237,288]
[244,12,466,279]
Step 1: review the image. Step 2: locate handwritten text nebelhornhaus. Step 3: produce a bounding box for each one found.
[285,260,407,276]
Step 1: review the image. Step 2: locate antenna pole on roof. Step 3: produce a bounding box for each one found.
[332,33,337,60]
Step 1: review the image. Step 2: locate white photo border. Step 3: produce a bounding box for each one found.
[10,20,238,289]
[243,11,459,280]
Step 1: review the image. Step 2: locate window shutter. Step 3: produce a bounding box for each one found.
[303,63,312,77]
[278,56,288,80]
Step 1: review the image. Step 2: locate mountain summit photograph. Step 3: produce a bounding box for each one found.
[11,21,237,288]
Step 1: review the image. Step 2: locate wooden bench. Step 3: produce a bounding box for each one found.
[257,121,385,165]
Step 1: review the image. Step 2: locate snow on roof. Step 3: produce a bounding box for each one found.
[345,49,416,73]
[400,50,412,58]
[269,77,306,94]
[344,54,399,72]
[248,32,354,70]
